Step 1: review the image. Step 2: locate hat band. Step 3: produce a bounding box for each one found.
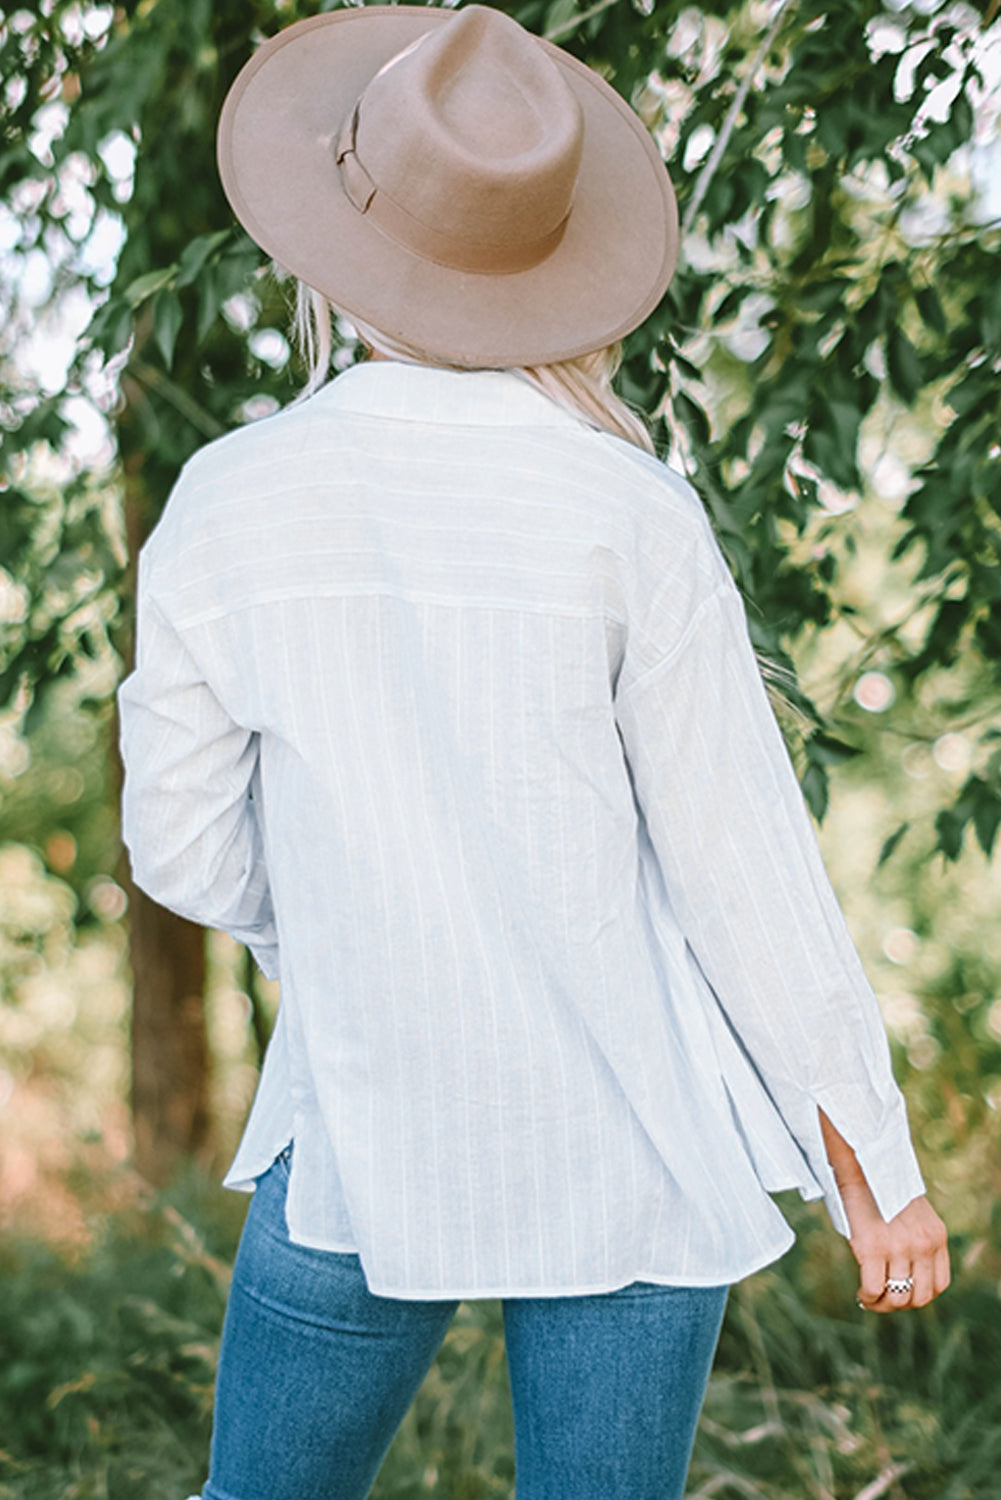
[334,106,570,276]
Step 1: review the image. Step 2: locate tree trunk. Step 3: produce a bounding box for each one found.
[128,889,210,1183]
[117,434,211,1185]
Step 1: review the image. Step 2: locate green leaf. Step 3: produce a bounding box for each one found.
[946,369,990,420]
[801,760,829,821]
[934,779,982,861]
[891,526,920,563]
[921,598,969,668]
[667,348,701,382]
[935,805,968,861]
[911,134,942,185]
[972,784,1001,858]
[886,328,923,404]
[974,609,1001,663]
[702,174,735,228]
[714,286,749,323]
[123,266,175,308]
[196,264,223,343]
[673,391,710,446]
[0,662,23,709]
[877,822,910,867]
[827,396,863,456]
[86,298,134,357]
[175,229,230,289]
[797,280,847,314]
[152,290,184,370]
[915,287,947,336]
[808,732,861,768]
[803,422,860,492]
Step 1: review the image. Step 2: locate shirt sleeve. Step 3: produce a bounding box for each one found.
[117,555,279,981]
[613,572,926,1234]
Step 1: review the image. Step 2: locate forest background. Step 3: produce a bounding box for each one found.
[1,0,1001,1496]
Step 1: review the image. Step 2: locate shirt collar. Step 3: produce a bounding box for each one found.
[308,359,589,431]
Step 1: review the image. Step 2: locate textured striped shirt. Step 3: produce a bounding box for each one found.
[117,359,926,1300]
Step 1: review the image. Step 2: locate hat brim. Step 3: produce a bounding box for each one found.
[217,6,678,367]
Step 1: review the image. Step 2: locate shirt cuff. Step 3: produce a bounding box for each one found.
[853,1105,927,1223]
[815,1097,926,1235]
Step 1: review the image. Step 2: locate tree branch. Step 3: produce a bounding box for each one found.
[130,361,227,440]
[681,0,798,236]
[545,0,622,44]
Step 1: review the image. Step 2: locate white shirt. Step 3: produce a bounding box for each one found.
[118,359,926,1301]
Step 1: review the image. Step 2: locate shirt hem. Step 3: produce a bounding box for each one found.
[223,1129,802,1300]
[282,1220,797,1301]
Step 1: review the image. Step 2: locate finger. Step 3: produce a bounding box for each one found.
[909,1254,935,1309]
[882,1259,914,1312]
[932,1243,951,1299]
[857,1253,889,1311]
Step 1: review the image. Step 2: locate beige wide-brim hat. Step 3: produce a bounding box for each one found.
[217,3,678,368]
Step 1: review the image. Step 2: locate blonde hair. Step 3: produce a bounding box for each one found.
[292,281,654,454]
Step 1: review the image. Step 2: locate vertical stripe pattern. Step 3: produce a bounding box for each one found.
[117,362,926,1300]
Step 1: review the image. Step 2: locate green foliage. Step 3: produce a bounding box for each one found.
[1,1190,998,1498]
[2,0,999,870]
[0,471,122,736]
[0,684,121,931]
[0,1214,224,1499]
[604,2,1001,841]
[2,0,1001,1236]
[2,27,998,1481]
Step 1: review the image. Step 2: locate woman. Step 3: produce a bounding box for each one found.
[117,7,950,1499]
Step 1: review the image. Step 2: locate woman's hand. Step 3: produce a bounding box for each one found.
[840,1178,950,1312]
[816,1107,949,1312]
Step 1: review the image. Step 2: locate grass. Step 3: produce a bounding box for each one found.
[2,1179,999,1500]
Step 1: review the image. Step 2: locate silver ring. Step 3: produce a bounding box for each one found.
[884,1275,914,1295]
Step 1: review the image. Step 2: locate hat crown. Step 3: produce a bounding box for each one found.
[217,3,678,365]
[350,5,583,258]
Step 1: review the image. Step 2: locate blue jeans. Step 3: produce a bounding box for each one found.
[202,1148,728,1500]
